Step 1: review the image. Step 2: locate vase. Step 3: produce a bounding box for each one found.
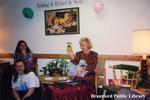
[49,68,63,76]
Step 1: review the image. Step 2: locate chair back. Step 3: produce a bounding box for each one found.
[111,64,140,88]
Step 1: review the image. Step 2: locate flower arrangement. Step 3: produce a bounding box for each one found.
[40,57,69,76]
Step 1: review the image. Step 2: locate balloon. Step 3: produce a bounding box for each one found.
[22,7,34,19]
[93,1,104,14]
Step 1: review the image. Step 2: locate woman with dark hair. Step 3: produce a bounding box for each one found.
[14,40,37,72]
[12,60,40,100]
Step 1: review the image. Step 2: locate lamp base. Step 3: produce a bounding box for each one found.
[138,59,149,88]
[141,59,148,76]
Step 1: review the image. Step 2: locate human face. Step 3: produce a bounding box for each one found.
[80,41,89,53]
[64,13,69,21]
[64,13,71,22]
[15,61,25,75]
[59,18,65,24]
[54,18,59,25]
[19,42,27,50]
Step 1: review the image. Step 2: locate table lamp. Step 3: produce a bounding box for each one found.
[132,29,150,60]
[132,29,150,81]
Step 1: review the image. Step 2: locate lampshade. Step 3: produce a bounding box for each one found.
[132,29,150,59]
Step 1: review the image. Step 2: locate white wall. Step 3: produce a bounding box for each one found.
[0,0,150,55]
[0,0,150,78]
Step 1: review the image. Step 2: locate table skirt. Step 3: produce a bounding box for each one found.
[48,83,95,100]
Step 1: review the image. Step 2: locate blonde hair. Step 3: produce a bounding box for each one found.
[79,37,93,49]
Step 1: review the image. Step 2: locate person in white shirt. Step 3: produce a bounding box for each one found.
[12,60,40,100]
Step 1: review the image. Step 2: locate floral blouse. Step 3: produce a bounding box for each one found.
[14,52,34,70]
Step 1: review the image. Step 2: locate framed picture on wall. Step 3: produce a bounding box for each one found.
[45,7,80,35]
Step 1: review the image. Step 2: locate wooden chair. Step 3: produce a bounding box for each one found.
[101,64,140,100]
[111,64,140,88]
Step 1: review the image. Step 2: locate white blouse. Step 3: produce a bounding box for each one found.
[12,72,40,91]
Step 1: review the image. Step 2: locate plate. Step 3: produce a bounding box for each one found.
[66,80,74,82]
[57,79,74,83]
[59,77,68,80]
[44,77,53,81]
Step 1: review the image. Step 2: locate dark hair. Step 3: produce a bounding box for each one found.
[15,40,31,54]
[13,60,30,83]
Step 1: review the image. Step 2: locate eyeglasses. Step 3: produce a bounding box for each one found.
[16,65,23,68]
[20,45,26,47]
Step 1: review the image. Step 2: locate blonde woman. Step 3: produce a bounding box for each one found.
[68,37,98,93]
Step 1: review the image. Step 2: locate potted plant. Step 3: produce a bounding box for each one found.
[40,57,69,76]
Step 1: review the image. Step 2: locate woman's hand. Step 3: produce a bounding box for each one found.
[21,49,27,55]
[16,98,21,100]
[22,88,35,100]
[68,52,75,60]
[12,89,21,100]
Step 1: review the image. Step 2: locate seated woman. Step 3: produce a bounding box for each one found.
[14,40,37,73]
[68,37,98,93]
[12,60,41,100]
